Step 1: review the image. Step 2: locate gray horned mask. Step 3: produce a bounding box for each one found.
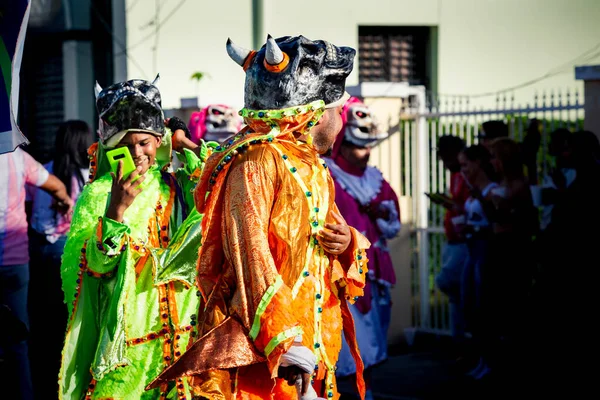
[94,75,165,148]
[226,35,355,110]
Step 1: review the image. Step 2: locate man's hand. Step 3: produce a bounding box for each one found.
[318,210,351,255]
[40,174,74,215]
[278,366,311,395]
[106,161,145,222]
[53,196,74,216]
[166,117,199,154]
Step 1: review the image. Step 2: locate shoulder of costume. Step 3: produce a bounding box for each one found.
[366,165,384,177]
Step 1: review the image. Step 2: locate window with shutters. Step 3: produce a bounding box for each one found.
[358,26,433,87]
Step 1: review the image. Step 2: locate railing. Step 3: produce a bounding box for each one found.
[373,89,585,335]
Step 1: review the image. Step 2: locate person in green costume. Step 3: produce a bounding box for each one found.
[58,75,215,400]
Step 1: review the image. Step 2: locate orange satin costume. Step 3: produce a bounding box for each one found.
[150,101,369,399]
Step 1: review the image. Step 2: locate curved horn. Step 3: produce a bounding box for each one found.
[226,38,252,67]
[152,73,160,87]
[94,81,103,99]
[265,34,284,65]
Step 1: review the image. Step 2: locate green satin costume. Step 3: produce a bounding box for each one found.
[58,133,211,400]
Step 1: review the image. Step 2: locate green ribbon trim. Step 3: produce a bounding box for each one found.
[265,326,303,357]
[238,99,325,120]
[0,37,12,99]
[249,275,284,340]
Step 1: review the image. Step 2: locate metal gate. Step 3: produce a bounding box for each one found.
[395,90,585,335]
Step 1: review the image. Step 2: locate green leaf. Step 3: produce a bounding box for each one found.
[190,71,208,82]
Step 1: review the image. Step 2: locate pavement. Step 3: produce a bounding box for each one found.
[335,336,535,400]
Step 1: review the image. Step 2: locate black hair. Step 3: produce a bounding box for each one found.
[570,130,600,167]
[462,144,497,181]
[482,120,508,139]
[437,135,465,155]
[53,120,94,196]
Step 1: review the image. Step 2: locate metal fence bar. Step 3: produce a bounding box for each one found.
[397,88,585,335]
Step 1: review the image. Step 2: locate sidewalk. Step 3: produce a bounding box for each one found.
[336,339,533,400]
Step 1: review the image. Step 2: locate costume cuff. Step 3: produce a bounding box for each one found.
[87,217,129,275]
[249,276,300,376]
[335,228,371,304]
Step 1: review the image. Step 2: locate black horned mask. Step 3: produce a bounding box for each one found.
[226,35,355,110]
[95,75,165,147]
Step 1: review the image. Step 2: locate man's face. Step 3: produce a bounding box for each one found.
[438,151,459,172]
[481,138,492,150]
[310,106,344,155]
[341,144,371,169]
[117,132,162,175]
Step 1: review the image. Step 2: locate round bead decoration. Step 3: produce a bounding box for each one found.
[258,112,265,118]
[357,255,362,260]
[290,167,297,173]
[303,271,310,277]
[307,121,314,127]
[316,293,322,299]
[314,343,321,349]
[359,268,364,274]
[306,191,312,197]
[328,392,333,398]
[282,154,288,160]
[312,221,319,227]
[318,307,323,313]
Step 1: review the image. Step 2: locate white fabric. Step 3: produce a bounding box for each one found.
[104,128,163,148]
[539,168,577,230]
[294,377,325,400]
[376,199,401,239]
[280,345,323,400]
[280,344,316,374]
[326,161,383,206]
[464,182,498,229]
[325,91,350,109]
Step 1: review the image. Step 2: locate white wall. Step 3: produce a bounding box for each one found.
[125,0,600,110]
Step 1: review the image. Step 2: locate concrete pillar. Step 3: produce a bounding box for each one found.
[575,65,600,141]
[62,0,94,128]
[112,0,128,82]
[63,41,94,126]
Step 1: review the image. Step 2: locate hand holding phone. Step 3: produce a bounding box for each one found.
[106,157,146,223]
[107,147,137,180]
[425,192,454,207]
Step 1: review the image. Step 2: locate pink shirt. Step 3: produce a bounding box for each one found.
[0,148,49,265]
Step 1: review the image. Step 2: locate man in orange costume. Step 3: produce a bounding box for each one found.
[149,35,370,399]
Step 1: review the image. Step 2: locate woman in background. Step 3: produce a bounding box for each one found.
[28,120,94,396]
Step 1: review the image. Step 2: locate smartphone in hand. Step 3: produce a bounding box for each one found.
[425,192,454,207]
[106,147,136,180]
